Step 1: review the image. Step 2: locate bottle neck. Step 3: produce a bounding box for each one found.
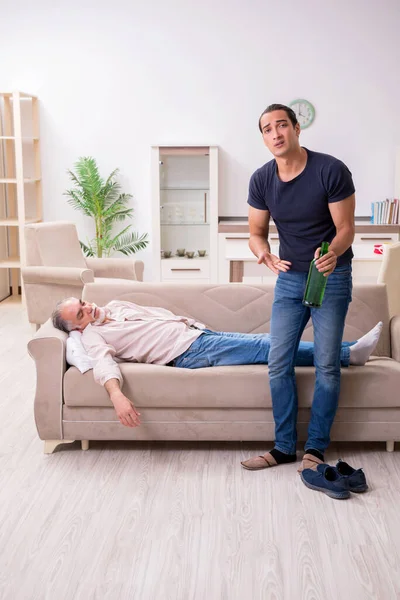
[320,241,329,256]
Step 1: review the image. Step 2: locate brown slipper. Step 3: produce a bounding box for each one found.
[297,453,324,473]
[241,452,278,470]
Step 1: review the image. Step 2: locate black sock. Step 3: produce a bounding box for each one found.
[269,448,297,464]
[305,448,324,462]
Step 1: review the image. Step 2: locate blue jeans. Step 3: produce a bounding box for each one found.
[174,330,353,368]
[268,264,353,455]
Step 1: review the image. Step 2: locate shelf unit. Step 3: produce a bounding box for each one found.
[0,91,42,298]
[151,146,218,282]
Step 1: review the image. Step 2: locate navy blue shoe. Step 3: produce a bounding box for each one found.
[300,464,351,499]
[335,459,368,493]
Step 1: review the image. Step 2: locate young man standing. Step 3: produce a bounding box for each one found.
[242,103,355,472]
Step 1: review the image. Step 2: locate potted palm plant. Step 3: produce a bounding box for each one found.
[64,156,148,257]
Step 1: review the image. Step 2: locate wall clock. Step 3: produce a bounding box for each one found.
[289,99,315,129]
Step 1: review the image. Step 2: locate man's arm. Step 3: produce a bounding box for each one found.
[315,194,356,276]
[83,330,141,428]
[249,205,271,257]
[248,206,291,274]
[104,378,141,428]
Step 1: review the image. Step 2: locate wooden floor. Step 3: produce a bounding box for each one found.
[1,296,400,600]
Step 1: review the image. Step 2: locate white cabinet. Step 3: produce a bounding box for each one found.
[151,146,218,282]
[218,222,400,283]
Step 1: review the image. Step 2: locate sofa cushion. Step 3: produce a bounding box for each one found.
[63,357,400,410]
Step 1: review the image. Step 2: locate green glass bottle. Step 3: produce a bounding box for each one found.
[303,241,330,308]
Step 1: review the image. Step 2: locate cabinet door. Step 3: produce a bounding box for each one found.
[153,146,218,282]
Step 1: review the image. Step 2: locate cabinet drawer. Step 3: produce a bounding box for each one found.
[224,236,279,259]
[161,259,210,280]
[353,233,399,244]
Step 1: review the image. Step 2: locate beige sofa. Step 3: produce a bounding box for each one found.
[28,281,400,454]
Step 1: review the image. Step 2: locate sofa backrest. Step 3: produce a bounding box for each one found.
[83,281,391,357]
[25,221,87,268]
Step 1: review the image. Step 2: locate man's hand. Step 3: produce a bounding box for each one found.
[112,392,141,428]
[104,378,141,428]
[257,250,291,275]
[314,247,337,277]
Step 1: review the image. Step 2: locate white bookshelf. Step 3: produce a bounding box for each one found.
[0,91,42,297]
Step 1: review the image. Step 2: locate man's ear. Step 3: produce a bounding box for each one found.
[295,122,301,137]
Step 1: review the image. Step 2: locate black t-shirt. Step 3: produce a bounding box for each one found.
[247,148,355,272]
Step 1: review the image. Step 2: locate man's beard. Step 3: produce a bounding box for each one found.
[91,304,107,325]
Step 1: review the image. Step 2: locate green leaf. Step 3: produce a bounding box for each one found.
[107,224,133,248]
[65,189,94,217]
[80,240,95,257]
[104,207,134,226]
[112,231,149,256]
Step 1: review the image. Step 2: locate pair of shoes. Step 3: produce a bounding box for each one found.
[301,460,368,499]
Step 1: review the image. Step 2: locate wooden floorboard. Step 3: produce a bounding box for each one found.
[0,296,399,600]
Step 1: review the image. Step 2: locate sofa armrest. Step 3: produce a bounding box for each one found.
[22,266,94,285]
[85,257,144,281]
[27,319,68,440]
[390,315,400,362]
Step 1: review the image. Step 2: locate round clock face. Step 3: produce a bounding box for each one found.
[289,99,315,129]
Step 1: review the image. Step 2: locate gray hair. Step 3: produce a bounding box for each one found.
[51,297,76,333]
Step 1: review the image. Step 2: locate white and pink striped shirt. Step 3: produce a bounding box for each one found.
[81,300,205,386]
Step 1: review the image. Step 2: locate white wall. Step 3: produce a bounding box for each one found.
[2,0,400,279]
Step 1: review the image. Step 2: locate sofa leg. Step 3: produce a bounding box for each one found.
[81,440,89,451]
[31,323,40,334]
[386,441,395,452]
[44,440,75,454]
